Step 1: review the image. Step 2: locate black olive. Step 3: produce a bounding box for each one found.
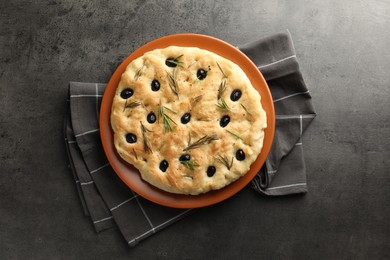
[151,80,160,91]
[147,112,156,124]
[206,166,216,177]
[125,133,137,143]
[197,69,207,80]
[236,149,246,161]
[165,58,177,67]
[220,115,230,127]
[179,154,191,161]
[120,88,134,99]
[230,89,242,102]
[159,160,169,172]
[181,113,191,124]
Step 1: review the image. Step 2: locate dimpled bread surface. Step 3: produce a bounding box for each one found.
[111,46,267,195]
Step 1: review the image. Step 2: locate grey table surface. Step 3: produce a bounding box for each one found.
[1,0,389,259]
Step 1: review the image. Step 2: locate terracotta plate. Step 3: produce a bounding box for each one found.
[100,33,275,208]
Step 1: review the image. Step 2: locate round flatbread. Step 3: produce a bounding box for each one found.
[111,46,266,195]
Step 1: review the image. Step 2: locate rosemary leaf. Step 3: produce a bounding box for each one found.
[226,129,243,140]
[163,117,173,132]
[187,133,191,147]
[183,135,219,151]
[163,105,177,114]
[132,148,138,160]
[180,159,200,170]
[168,60,183,66]
[123,101,142,111]
[240,104,252,116]
[166,70,179,96]
[141,122,152,132]
[216,61,228,78]
[140,122,152,154]
[187,60,198,68]
[158,106,177,133]
[164,113,177,125]
[217,79,227,99]
[167,54,184,67]
[216,98,230,111]
[216,155,234,170]
[134,64,145,80]
[191,95,203,106]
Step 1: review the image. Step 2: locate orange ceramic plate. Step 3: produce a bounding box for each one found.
[100,33,275,208]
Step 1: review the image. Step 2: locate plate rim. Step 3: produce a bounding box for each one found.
[99,33,275,208]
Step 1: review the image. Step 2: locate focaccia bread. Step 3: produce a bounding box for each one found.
[111,46,267,195]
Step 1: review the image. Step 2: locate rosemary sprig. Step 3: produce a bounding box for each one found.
[180,159,200,170]
[157,142,165,152]
[216,155,234,170]
[132,148,138,160]
[183,134,219,151]
[140,122,152,154]
[216,98,231,111]
[192,95,203,103]
[162,105,176,114]
[187,60,198,68]
[190,95,203,106]
[167,54,184,67]
[216,61,228,78]
[134,64,145,80]
[187,133,191,147]
[166,70,179,96]
[123,100,142,111]
[158,106,177,132]
[217,79,227,99]
[196,118,211,122]
[226,129,243,140]
[240,104,252,116]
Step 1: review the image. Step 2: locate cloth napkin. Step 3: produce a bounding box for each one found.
[64,31,316,247]
[239,31,316,195]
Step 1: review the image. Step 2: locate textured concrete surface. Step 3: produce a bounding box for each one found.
[1,0,389,259]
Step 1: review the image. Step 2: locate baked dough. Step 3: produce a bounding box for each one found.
[111,46,266,195]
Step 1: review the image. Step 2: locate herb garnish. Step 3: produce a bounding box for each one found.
[216,62,228,78]
[240,104,252,116]
[226,129,243,140]
[217,62,228,100]
[187,60,198,68]
[183,134,219,151]
[187,133,192,147]
[123,100,142,112]
[216,98,230,111]
[180,159,200,170]
[191,95,203,106]
[140,122,152,154]
[217,79,227,99]
[134,64,145,80]
[216,155,234,170]
[166,54,184,67]
[166,70,179,96]
[132,148,138,159]
[158,106,177,132]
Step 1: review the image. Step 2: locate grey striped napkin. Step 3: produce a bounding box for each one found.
[64,84,193,246]
[63,31,315,247]
[239,31,316,195]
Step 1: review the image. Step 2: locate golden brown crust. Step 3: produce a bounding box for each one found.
[111,46,266,195]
